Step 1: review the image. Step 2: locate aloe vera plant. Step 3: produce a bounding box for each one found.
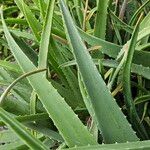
[0,0,150,149]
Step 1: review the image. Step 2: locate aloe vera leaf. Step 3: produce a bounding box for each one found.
[0,113,49,126]
[0,19,66,40]
[140,12,150,31]
[108,11,150,97]
[0,18,28,25]
[94,0,109,39]
[38,0,55,69]
[0,68,46,105]
[0,27,35,40]
[0,129,21,144]
[111,19,123,45]
[26,122,64,142]
[14,0,42,41]
[50,80,74,105]
[3,6,19,15]
[38,0,46,19]
[12,34,38,66]
[73,0,83,27]
[109,9,133,33]
[129,0,150,26]
[0,140,24,150]
[122,16,148,139]
[112,36,149,91]
[50,38,84,107]
[61,59,150,80]
[4,143,29,150]
[48,48,73,90]
[1,117,63,143]
[136,43,150,50]
[0,67,32,107]
[59,0,139,143]
[79,28,150,67]
[1,12,97,147]
[48,53,70,87]
[0,60,21,73]
[79,28,121,57]
[66,140,150,150]
[0,135,44,150]
[78,72,95,120]
[134,95,150,105]
[78,71,99,140]
[140,11,150,44]
[0,107,48,150]
[30,90,37,120]
[1,96,30,115]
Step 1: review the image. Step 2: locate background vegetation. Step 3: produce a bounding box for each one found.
[0,0,150,149]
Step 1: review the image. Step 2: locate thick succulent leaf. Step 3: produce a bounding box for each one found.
[0,141,25,150]
[0,113,49,126]
[0,107,48,149]
[61,59,150,80]
[66,140,150,150]
[26,122,64,142]
[14,0,42,41]
[122,15,148,139]
[59,0,139,143]
[38,0,55,69]
[79,28,150,67]
[50,38,84,108]
[0,129,21,144]
[12,34,38,66]
[1,11,97,147]
[94,0,109,39]
[0,60,21,73]
[140,11,150,30]
[129,0,150,26]
[79,28,121,58]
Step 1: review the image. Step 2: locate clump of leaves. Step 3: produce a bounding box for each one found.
[0,0,150,149]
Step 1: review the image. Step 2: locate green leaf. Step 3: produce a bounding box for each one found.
[1,10,97,147]
[79,27,150,67]
[38,0,55,69]
[129,0,150,26]
[12,34,38,66]
[66,140,150,150]
[122,16,148,139]
[60,59,150,80]
[134,95,150,105]
[50,38,84,108]
[14,0,42,41]
[59,0,139,143]
[0,107,48,150]
[0,60,21,73]
[94,0,109,39]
